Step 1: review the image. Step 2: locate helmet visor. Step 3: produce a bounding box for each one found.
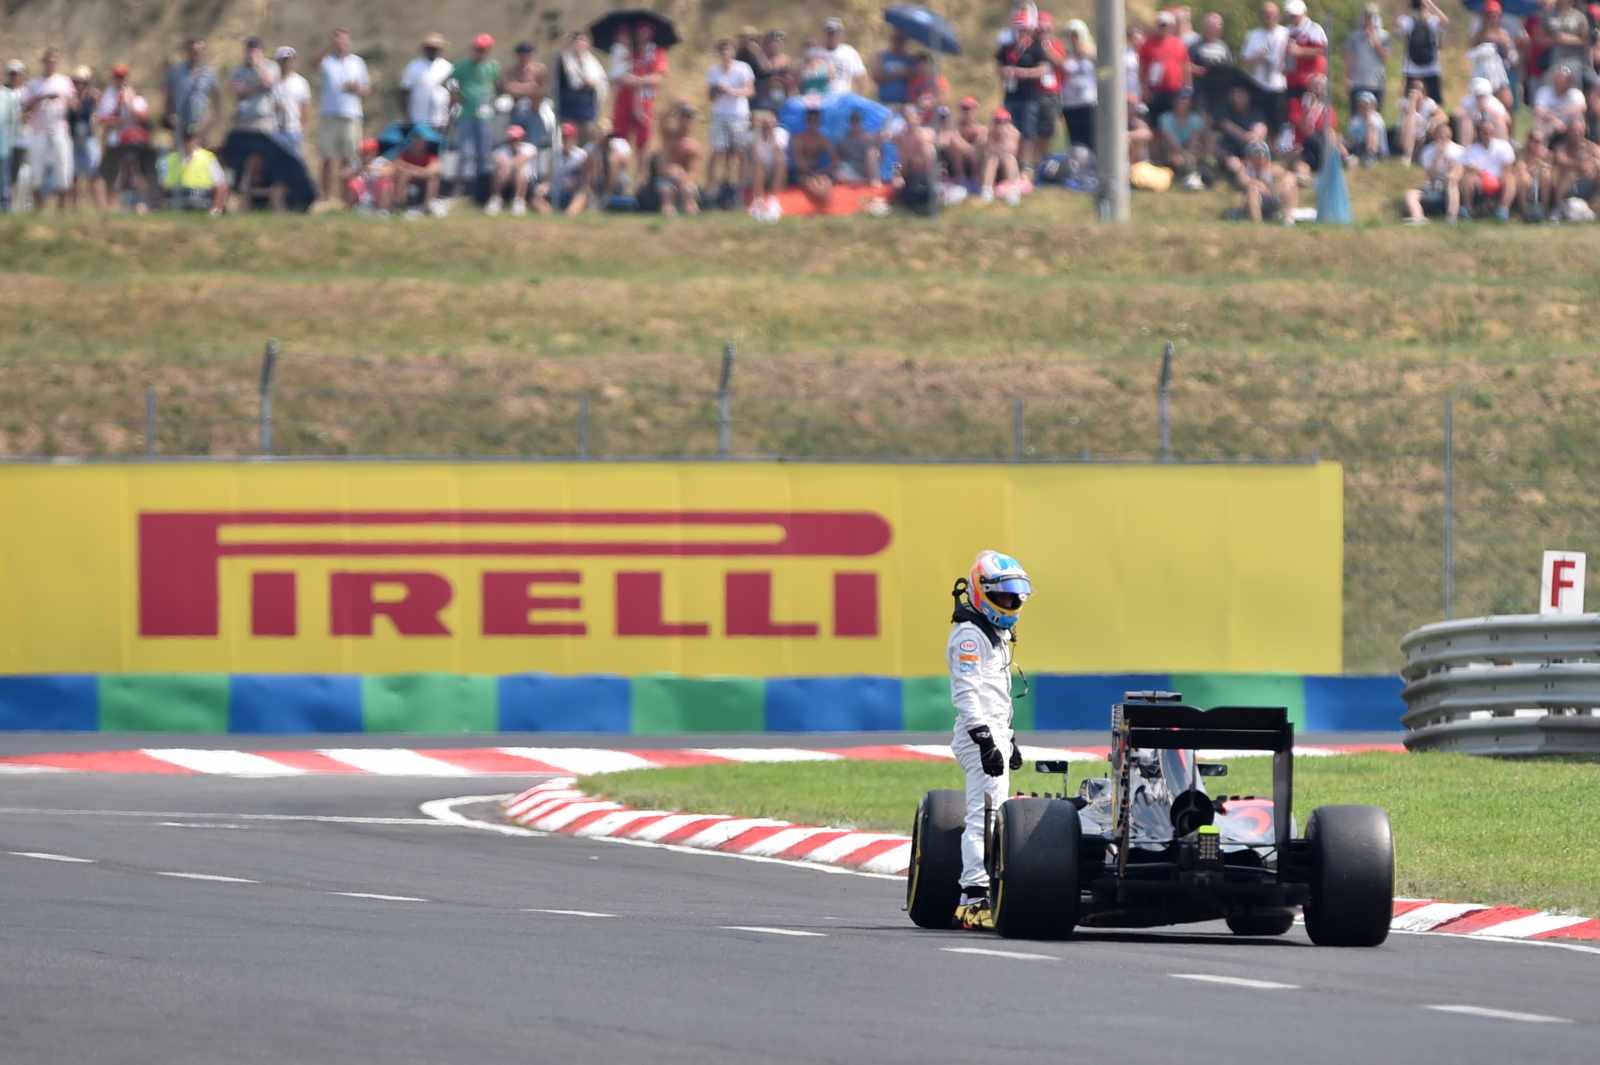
[982,575,1032,612]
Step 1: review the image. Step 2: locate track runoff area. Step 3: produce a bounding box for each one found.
[0,736,1595,1065]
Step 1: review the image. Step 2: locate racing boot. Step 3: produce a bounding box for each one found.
[954,889,994,930]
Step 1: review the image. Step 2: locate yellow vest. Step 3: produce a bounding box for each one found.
[161,147,220,191]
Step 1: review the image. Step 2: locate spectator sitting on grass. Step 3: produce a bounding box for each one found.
[1516,131,1554,220]
[891,103,937,212]
[1397,78,1440,163]
[1402,116,1463,222]
[1216,82,1268,184]
[791,102,834,210]
[747,109,788,221]
[1550,118,1600,215]
[159,128,226,214]
[343,136,391,213]
[1456,77,1510,142]
[943,96,984,188]
[836,108,881,187]
[389,127,444,217]
[1156,87,1209,189]
[1345,90,1389,165]
[485,123,536,215]
[657,100,702,215]
[1460,118,1518,220]
[1534,65,1587,141]
[1234,139,1299,223]
[534,122,591,215]
[981,105,1022,205]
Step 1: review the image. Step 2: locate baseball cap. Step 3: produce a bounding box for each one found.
[1471,76,1492,96]
[1156,11,1176,26]
[824,16,844,31]
[422,32,446,49]
[72,65,92,81]
[506,124,525,139]
[1246,140,1270,157]
[993,106,1011,122]
[274,46,296,60]
[959,95,978,108]
[360,137,379,154]
[739,24,759,38]
[560,121,577,139]
[111,62,129,77]
[1356,90,1377,106]
[244,35,262,49]
[5,60,25,74]
[515,41,534,54]
[474,33,495,50]
[1483,0,1502,11]
[1284,0,1307,15]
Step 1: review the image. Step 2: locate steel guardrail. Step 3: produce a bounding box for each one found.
[1400,614,1600,755]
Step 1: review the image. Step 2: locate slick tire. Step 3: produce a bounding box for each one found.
[906,789,966,929]
[992,797,1080,940]
[1225,910,1297,937]
[1303,804,1394,947]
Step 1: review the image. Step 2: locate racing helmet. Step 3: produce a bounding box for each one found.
[968,550,1032,630]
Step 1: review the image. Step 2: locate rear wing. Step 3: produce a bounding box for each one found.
[1112,694,1295,862]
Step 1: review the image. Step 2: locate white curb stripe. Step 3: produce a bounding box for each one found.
[506,791,586,819]
[736,826,834,857]
[1468,913,1593,939]
[142,749,306,776]
[807,832,899,864]
[858,841,913,875]
[536,800,626,830]
[681,817,793,849]
[629,813,718,842]
[573,809,677,838]
[1391,902,1486,932]
[317,748,475,776]
[496,747,657,775]
[693,747,843,763]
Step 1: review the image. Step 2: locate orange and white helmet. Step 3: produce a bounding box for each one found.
[969,549,1033,630]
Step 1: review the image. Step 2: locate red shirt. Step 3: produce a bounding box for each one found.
[1138,34,1189,95]
[619,45,669,105]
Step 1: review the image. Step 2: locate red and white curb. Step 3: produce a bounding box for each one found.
[0,742,1401,777]
[500,772,1599,946]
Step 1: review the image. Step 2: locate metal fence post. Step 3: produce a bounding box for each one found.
[577,392,591,459]
[1443,394,1455,619]
[258,339,280,455]
[144,386,157,457]
[1011,398,1025,461]
[1157,340,1174,461]
[717,342,735,459]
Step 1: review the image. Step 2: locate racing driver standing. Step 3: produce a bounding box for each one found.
[948,550,1033,930]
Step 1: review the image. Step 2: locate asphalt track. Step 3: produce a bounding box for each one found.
[2,738,1594,1065]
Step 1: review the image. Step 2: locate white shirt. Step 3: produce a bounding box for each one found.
[273,71,310,135]
[826,43,866,95]
[401,55,453,128]
[1463,137,1515,179]
[1467,42,1509,90]
[1242,25,1289,91]
[319,53,369,118]
[23,74,76,136]
[1396,15,1443,77]
[1534,84,1587,135]
[94,87,150,146]
[1420,140,1463,176]
[1060,53,1097,108]
[706,59,755,120]
[948,621,1014,734]
[1457,91,1510,133]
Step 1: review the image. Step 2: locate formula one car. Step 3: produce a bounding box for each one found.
[906,691,1394,945]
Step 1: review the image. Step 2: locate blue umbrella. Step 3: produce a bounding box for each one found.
[779,92,893,141]
[1459,0,1540,15]
[884,5,961,56]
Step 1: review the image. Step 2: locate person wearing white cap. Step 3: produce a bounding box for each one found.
[1283,0,1328,103]
[271,46,311,152]
[1455,75,1510,141]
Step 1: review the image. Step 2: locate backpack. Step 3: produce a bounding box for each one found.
[1406,17,1437,68]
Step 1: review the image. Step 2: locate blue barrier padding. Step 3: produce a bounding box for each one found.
[499,673,631,732]
[765,676,904,732]
[0,675,98,731]
[1032,674,1173,729]
[1304,674,1406,731]
[228,674,363,733]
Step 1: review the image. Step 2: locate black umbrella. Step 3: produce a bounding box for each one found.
[217,130,317,211]
[588,9,680,51]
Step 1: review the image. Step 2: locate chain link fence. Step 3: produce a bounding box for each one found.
[4,343,1592,673]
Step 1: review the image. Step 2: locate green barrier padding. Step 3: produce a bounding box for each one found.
[361,673,497,732]
[631,674,766,733]
[98,674,230,732]
[900,676,952,732]
[1168,672,1307,731]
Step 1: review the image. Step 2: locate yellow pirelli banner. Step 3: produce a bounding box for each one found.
[0,462,1342,675]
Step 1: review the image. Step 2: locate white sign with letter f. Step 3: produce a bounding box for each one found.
[1540,550,1586,616]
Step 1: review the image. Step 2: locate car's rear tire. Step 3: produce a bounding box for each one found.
[906,789,966,929]
[1225,910,1296,936]
[992,797,1080,940]
[1303,804,1394,947]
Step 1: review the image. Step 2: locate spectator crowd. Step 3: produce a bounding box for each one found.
[2,1,1599,223]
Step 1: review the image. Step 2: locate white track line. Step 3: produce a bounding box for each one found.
[720,926,827,937]
[8,850,95,863]
[156,871,259,884]
[1424,1005,1573,1024]
[524,908,617,918]
[330,892,428,902]
[1170,974,1300,990]
[942,947,1058,961]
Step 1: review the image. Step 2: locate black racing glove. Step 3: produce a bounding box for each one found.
[1009,741,1023,772]
[968,726,1005,777]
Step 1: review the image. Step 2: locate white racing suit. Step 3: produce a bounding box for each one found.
[948,617,1015,891]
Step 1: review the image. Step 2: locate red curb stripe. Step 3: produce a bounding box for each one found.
[1391,899,1434,917]
[256,750,366,773]
[558,808,622,834]
[628,750,736,767]
[1536,919,1600,941]
[413,748,567,774]
[718,824,793,852]
[833,838,907,868]
[818,745,949,762]
[776,830,851,859]
[0,751,194,774]
[613,813,673,837]
[1429,905,1538,934]
[658,817,731,844]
